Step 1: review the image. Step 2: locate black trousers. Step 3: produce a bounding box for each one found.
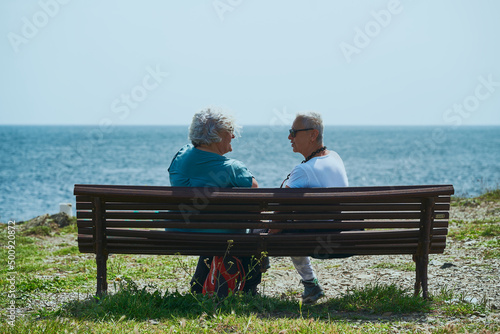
[190,255,262,295]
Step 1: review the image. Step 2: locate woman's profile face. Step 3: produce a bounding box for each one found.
[217,129,235,155]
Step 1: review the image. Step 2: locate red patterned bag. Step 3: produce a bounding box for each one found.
[202,255,246,298]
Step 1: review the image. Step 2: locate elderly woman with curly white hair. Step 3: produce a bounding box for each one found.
[168,108,261,296]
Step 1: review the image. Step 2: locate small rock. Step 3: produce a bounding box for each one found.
[429,260,443,266]
[465,297,479,304]
[21,214,49,228]
[49,212,72,227]
[440,263,457,269]
[19,212,71,229]
[357,274,371,280]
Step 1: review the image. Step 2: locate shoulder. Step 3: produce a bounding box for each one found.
[314,152,345,167]
[173,144,194,159]
[225,158,248,170]
[326,150,343,161]
[291,162,308,174]
[222,158,253,177]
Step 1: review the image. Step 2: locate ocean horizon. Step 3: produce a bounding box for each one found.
[1,125,499,223]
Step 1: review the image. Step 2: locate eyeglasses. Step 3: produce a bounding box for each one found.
[289,128,313,137]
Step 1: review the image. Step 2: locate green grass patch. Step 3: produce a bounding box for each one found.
[477,188,500,202]
[21,225,52,237]
[484,248,500,259]
[481,238,500,259]
[60,223,79,236]
[451,187,500,206]
[370,261,415,272]
[449,219,500,240]
[52,245,80,256]
[432,286,488,317]
[16,276,71,293]
[51,281,430,323]
[326,283,429,314]
[55,282,298,321]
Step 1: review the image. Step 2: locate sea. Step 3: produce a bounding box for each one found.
[1,125,499,223]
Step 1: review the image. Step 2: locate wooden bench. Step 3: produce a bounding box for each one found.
[74,184,454,299]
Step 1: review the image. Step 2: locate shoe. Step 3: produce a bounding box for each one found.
[301,278,324,304]
[243,285,258,296]
[260,257,271,273]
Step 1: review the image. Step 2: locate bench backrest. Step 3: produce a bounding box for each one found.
[75,184,454,257]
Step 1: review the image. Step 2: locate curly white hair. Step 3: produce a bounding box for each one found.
[188,108,239,147]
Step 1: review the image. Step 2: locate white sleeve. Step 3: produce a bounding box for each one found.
[287,164,308,188]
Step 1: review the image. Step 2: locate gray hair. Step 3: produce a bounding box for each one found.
[295,112,324,143]
[189,108,239,147]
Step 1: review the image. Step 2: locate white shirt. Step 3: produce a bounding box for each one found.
[287,151,348,188]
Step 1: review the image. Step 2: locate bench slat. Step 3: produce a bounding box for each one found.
[74,185,454,199]
[77,211,434,220]
[77,242,446,256]
[76,219,449,230]
[76,201,450,212]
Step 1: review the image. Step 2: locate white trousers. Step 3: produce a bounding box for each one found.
[291,256,316,282]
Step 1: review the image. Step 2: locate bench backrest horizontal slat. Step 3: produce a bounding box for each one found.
[77,219,449,230]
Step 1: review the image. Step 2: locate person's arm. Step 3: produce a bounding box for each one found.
[251,177,258,188]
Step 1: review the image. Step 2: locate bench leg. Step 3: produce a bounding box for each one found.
[96,253,108,296]
[413,254,421,297]
[92,196,108,297]
[413,254,429,299]
[421,254,429,299]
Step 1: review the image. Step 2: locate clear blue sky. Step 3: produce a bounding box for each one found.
[1,0,499,126]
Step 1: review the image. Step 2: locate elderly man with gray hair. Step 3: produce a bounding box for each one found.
[278,111,349,304]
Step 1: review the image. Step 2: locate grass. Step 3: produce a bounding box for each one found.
[370,262,415,272]
[432,286,489,317]
[477,188,500,201]
[449,188,499,261]
[325,284,428,314]
[3,282,493,333]
[52,282,429,321]
[449,218,500,240]
[451,187,500,206]
[1,189,499,333]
